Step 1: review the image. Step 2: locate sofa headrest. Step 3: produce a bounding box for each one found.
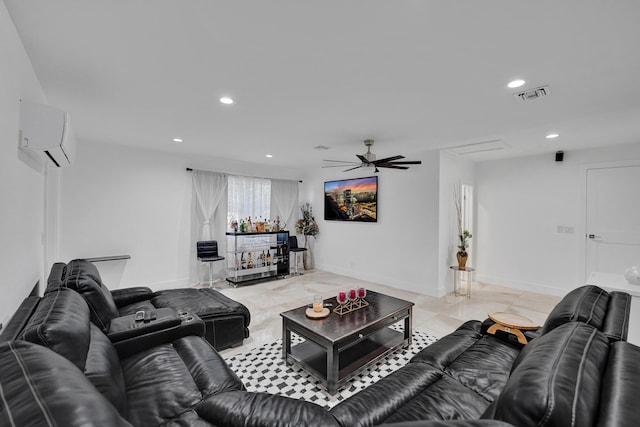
[61,259,120,333]
[46,261,67,292]
[492,322,609,427]
[541,285,609,335]
[19,287,91,371]
[0,340,131,427]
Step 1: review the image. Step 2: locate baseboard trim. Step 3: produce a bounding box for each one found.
[475,274,571,297]
[313,263,442,298]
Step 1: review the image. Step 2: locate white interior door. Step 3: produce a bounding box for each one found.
[586,165,640,278]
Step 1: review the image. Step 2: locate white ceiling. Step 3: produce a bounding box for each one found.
[5,0,640,168]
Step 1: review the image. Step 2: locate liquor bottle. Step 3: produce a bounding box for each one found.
[247,252,254,269]
[247,216,253,232]
[240,219,245,233]
[266,250,272,265]
[241,252,246,269]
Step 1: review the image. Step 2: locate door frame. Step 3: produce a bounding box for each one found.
[579,160,640,284]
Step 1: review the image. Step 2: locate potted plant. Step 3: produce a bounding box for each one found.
[295,202,319,269]
[454,184,472,269]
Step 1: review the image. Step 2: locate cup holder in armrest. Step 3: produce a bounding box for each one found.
[108,308,182,342]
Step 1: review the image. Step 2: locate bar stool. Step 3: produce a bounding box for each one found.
[197,240,225,287]
[288,236,307,276]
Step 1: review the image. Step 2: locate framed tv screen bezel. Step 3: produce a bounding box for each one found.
[324,176,378,222]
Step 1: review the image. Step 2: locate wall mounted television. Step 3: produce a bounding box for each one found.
[324,176,378,222]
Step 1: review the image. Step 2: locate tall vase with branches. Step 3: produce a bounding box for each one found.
[454,184,472,269]
[295,202,319,269]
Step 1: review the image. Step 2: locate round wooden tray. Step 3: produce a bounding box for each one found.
[305,307,330,319]
[488,312,539,329]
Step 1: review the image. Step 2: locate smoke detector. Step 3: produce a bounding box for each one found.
[513,85,551,102]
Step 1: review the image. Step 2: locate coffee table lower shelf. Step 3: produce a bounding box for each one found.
[286,327,406,394]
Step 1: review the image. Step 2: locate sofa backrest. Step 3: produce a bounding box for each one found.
[55,258,120,332]
[15,287,128,417]
[18,287,92,370]
[540,285,630,340]
[0,340,131,427]
[490,322,610,426]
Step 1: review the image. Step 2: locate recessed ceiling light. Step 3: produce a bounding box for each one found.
[546,133,560,139]
[507,79,526,89]
[172,138,183,143]
[219,97,234,105]
[265,154,273,158]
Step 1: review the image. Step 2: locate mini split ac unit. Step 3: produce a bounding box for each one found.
[19,101,76,167]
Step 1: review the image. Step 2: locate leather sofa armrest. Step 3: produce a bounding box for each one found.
[112,311,205,358]
[110,287,154,308]
[378,421,516,427]
[107,308,182,342]
[197,391,341,427]
[597,341,640,427]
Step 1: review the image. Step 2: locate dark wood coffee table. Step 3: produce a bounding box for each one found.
[280,290,413,395]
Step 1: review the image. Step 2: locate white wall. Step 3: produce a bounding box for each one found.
[301,150,442,296]
[57,140,303,290]
[0,2,47,326]
[438,152,475,294]
[475,142,640,295]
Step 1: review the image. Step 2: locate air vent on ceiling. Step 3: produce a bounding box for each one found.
[446,140,509,155]
[514,85,550,102]
[313,145,330,150]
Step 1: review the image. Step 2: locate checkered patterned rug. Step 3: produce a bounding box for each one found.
[223,327,437,409]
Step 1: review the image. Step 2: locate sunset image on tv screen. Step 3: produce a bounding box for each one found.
[324,176,377,222]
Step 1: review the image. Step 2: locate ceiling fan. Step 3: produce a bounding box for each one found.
[322,139,422,173]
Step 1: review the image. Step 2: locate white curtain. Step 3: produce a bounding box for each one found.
[270,179,299,234]
[190,170,228,284]
[227,175,271,223]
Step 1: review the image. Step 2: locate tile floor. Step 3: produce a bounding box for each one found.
[211,269,561,358]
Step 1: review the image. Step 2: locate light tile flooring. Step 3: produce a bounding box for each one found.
[211,269,561,358]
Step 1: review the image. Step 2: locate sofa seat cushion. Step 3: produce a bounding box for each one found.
[117,299,160,316]
[331,363,488,427]
[151,288,251,325]
[195,391,342,427]
[121,335,243,426]
[0,341,131,427]
[411,320,520,402]
[491,322,610,427]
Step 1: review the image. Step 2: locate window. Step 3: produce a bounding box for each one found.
[227,175,271,223]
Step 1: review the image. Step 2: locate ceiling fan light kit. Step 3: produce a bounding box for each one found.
[322,139,422,172]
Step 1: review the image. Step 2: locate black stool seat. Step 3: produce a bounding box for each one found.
[197,240,225,287]
[288,236,307,275]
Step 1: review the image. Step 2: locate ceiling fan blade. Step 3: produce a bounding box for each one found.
[343,165,363,172]
[378,164,409,170]
[323,159,360,163]
[384,160,422,165]
[356,154,369,163]
[373,155,404,164]
[322,164,360,168]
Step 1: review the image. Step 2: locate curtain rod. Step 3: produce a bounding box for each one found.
[186,168,302,183]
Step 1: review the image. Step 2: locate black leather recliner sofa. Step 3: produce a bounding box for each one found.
[0,283,637,426]
[47,258,250,350]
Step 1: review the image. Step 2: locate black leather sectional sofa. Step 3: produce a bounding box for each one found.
[48,259,250,351]
[1,278,638,426]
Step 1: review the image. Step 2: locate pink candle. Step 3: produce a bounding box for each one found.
[338,291,347,304]
[358,287,366,298]
[349,289,357,300]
